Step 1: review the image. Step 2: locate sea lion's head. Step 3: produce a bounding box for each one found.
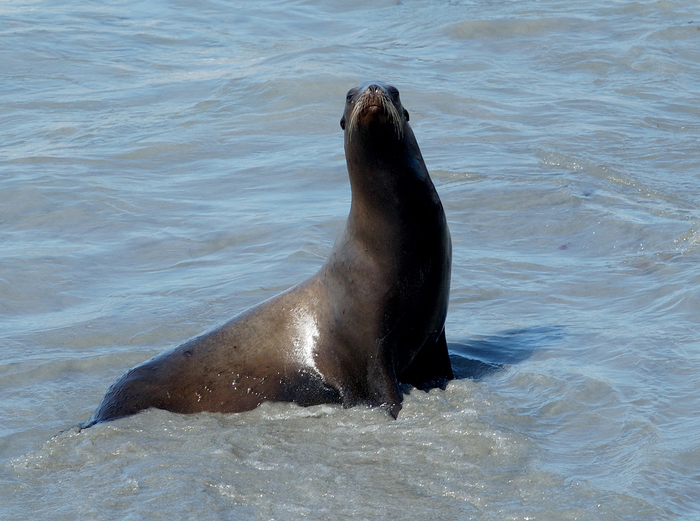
[340,81,410,142]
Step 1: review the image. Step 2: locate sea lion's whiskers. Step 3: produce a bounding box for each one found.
[348,90,403,142]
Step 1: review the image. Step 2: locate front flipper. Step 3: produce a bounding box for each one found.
[399,329,453,391]
[337,352,404,419]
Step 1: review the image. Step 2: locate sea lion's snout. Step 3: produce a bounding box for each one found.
[344,81,405,141]
[364,83,383,96]
[358,82,390,105]
[361,84,388,113]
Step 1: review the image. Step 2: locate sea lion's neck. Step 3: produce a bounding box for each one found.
[343,124,443,250]
[346,126,430,203]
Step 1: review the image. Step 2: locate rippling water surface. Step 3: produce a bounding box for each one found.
[2,0,699,519]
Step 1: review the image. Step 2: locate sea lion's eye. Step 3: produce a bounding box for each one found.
[346,88,358,103]
[387,86,400,99]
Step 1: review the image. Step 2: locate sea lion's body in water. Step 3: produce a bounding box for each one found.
[83,81,452,427]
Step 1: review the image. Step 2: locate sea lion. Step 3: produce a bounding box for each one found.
[82,81,452,428]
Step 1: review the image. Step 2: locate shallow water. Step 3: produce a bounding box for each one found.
[2,0,699,519]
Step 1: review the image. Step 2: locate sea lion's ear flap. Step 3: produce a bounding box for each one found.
[340,116,346,130]
[404,109,409,122]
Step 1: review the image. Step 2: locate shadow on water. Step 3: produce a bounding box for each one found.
[448,326,564,380]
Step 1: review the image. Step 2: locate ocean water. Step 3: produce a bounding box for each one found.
[1,0,699,519]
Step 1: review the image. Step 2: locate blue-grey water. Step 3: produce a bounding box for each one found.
[1,0,699,519]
